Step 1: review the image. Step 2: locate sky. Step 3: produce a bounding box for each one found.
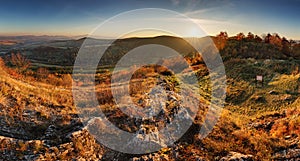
[0,0,299,39]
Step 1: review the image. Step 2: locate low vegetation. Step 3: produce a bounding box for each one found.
[0,33,299,160]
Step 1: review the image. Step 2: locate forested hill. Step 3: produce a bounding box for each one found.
[213,32,300,61]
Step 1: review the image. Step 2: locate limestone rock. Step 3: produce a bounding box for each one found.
[219,152,254,161]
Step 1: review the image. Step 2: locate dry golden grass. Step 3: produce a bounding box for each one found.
[270,107,300,138]
[1,53,299,160]
[200,109,288,160]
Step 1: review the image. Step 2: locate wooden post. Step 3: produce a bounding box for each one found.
[256,75,263,87]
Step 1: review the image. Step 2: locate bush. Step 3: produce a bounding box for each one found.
[8,53,30,73]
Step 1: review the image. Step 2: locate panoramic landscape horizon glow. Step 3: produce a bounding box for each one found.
[0,0,299,39]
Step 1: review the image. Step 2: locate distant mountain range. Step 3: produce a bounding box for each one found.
[0,35,73,42]
[1,35,299,66]
[0,35,205,69]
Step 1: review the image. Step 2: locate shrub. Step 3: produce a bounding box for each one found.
[36,68,50,80]
[9,53,30,73]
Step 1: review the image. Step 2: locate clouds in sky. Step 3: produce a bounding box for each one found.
[0,0,300,39]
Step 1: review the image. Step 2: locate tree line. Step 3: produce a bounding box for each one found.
[215,31,300,60]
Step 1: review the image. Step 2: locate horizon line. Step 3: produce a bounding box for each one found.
[0,33,300,41]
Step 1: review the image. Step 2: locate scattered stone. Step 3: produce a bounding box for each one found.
[282,94,293,101]
[285,135,292,140]
[249,121,274,131]
[251,95,266,103]
[268,90,278,95]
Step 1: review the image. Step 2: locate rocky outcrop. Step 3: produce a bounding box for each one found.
[0,128,106,161]
[132,153,170,161]
[219,152,254,161]
[273,149,300,160]
[37,129,105,160]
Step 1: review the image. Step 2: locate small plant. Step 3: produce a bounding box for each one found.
[36,68,50,80]
[16,141,28,152]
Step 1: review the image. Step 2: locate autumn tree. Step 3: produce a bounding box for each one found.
[281,37,291,56]
[270,33,282,47]
[247,32,255,40]
[217,31,228,39]
[264,33,272,43]
[292,43,300,59]
[236,32,245,41]
[215,31,228,49]
[254,35,262,42]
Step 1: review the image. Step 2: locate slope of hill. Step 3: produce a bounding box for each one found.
[2,36,202,72]
[0,35,299,160]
